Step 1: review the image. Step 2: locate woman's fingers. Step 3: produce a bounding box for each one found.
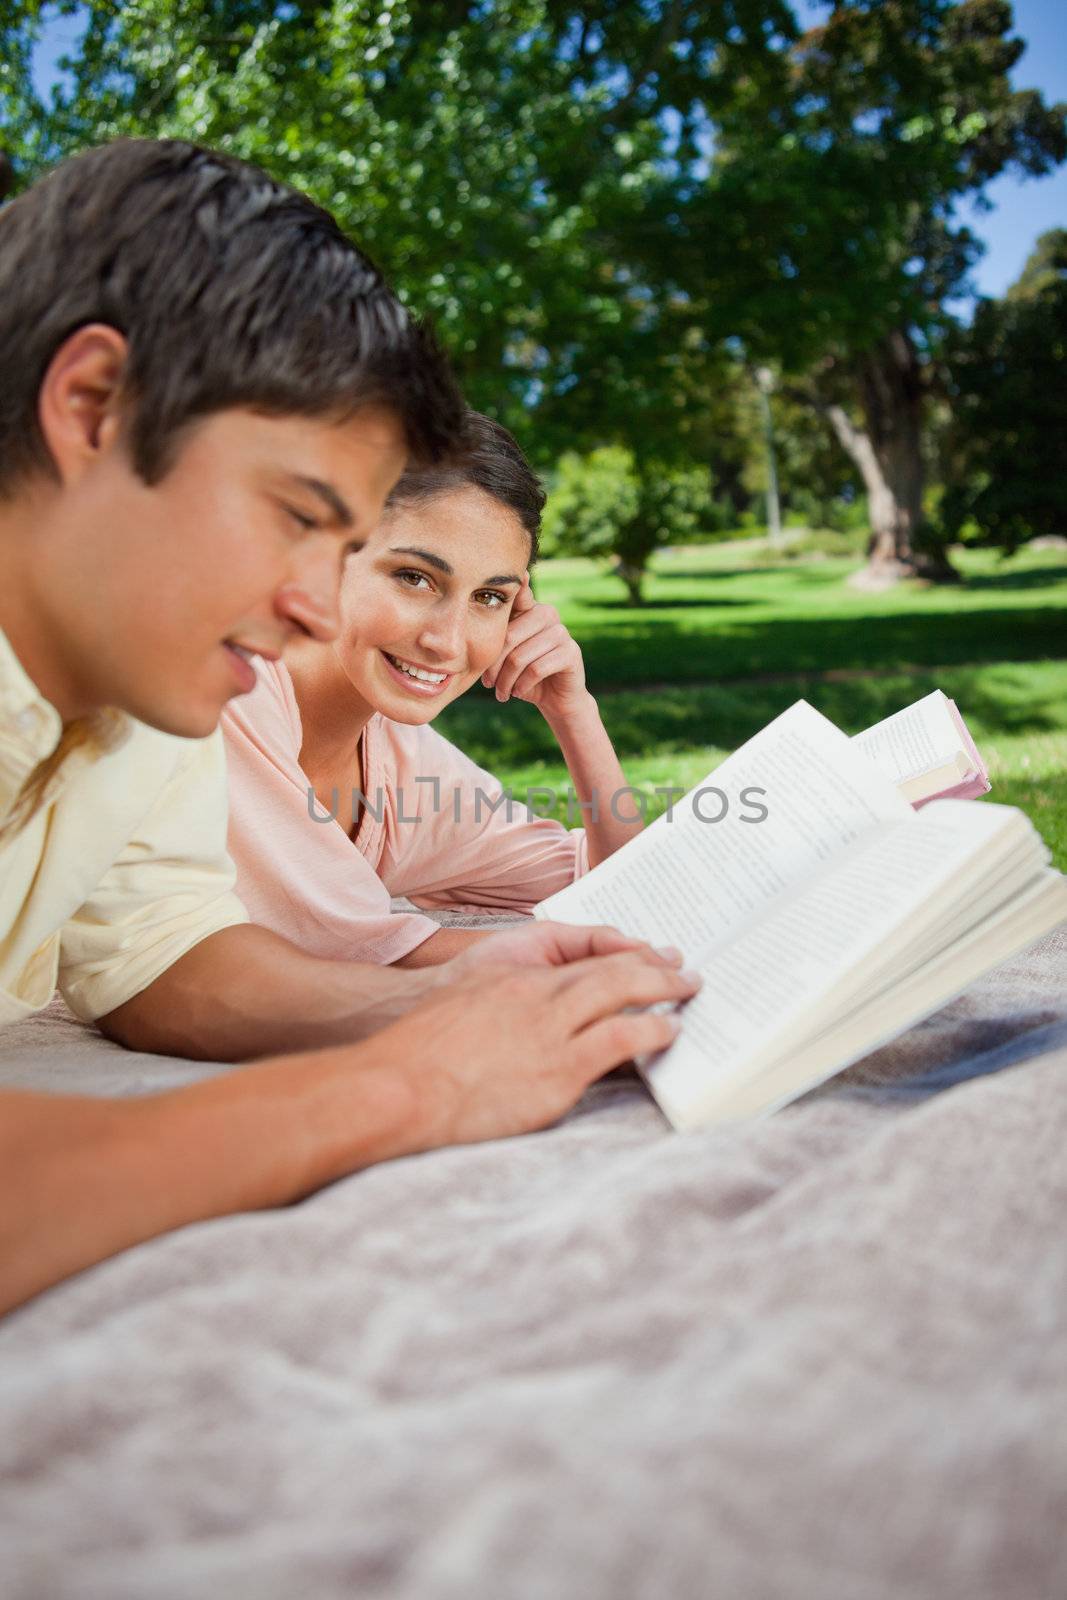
[482,603,561,688]
[508,644,576,702]
[493,628,572,701]
[510,571,535,615]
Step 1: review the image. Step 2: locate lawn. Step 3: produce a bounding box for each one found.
[434,542,1067,870]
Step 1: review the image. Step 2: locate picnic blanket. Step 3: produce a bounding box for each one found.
[0,927,1065,1600]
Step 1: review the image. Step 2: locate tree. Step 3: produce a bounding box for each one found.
[6,2,1063,588]
[0,0,694,454]
[940,229,1067,552]
[1005,225,1067,301]
[542,447,717,602]
[621,0,1067,582]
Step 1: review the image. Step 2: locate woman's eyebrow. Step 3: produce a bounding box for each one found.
[389,545,453,575]
[388,547,522,586]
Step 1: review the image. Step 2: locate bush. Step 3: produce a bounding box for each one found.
[542,447,719,601]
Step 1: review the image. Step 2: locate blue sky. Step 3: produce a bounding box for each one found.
[31,0,1067,299]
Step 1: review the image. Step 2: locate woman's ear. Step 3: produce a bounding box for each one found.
[36,324,131,486]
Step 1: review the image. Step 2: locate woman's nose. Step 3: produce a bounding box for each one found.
[416,601,466,663]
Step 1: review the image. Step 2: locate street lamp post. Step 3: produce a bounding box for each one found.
[755,365,783,551]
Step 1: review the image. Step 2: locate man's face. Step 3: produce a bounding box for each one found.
[46,405,408,737]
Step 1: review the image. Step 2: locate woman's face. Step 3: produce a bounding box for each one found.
[333,483,530,722]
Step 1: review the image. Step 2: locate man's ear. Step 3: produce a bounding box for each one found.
[36,324,130,485]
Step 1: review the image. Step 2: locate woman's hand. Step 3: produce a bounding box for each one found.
[481,574,592,727]
[481,575,644,868]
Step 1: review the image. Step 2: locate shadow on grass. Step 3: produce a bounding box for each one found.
[651,567,803,583]
[961,566,1067,592]
[592,597,755,611]
[570,606,1066,687]
[435,663,1067,775]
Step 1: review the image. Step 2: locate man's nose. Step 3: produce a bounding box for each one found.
[275,539,343,642]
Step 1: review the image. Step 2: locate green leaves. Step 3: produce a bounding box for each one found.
[3,1,1063,568]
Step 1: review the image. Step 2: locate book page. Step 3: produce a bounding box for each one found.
[851,690,965,784]
[699,869,1067,1127]
[644,800,1030,1129]
[536,701,912,967]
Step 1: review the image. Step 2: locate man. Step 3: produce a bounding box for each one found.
[0,141,695,1316]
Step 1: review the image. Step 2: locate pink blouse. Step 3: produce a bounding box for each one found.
[221,660,588,964]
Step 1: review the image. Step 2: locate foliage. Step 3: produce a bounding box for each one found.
[1,1,1064,570]
[1005,226,1067,301]
[542,447,716,600]
[605,0,1067,571]
[941,231,1067,552]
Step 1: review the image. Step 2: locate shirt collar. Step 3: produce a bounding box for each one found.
[0,623,132,814]
[0,622,64,761]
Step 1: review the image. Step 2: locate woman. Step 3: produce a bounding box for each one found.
[222,413,644,965]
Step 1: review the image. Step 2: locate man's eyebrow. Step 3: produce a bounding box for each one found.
[290,475,354,528]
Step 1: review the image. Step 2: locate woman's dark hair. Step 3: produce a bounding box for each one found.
[385,410,544,560]
[0,138,465,492]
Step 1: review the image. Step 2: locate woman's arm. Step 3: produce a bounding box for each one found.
[484,578,644,868]
[537,690,644,867]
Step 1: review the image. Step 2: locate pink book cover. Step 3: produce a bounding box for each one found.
[913,699,992,807]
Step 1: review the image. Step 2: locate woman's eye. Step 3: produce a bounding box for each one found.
[475,590,507,609]
[395,569,432,590]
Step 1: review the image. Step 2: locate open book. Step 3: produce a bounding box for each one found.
[851,689,990,805]
[535,698,1065,1131]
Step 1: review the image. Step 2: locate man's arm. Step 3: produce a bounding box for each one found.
[395,927,492,966]
[1,950,698,1317]
[97,923,442,1058]
[98,920,675,1057]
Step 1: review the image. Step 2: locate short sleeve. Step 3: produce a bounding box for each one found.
[376,721,588,913]
[59,730,249,1020]
[222,663,439,964]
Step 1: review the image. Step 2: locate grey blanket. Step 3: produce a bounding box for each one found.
[1,930,1065,1600]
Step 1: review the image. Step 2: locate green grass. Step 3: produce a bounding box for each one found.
[528,544,1067,688]
[434,542,1067,870]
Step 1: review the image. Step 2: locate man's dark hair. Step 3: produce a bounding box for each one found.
[0,138,465,492]
[385,410,544,561]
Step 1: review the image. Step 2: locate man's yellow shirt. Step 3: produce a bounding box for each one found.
[0,625,247,1026]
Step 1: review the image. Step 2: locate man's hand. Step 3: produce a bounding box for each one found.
[306,948,701,1166]
[449,919,684,975]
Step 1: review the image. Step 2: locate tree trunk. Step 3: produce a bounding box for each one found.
[614,557,647,605]
[821,330,956,587]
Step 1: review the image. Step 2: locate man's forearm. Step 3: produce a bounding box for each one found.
[98,923,443,1060]
[394,926,492,966]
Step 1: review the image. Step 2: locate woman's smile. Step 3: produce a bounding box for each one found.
[379,649,457,698]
